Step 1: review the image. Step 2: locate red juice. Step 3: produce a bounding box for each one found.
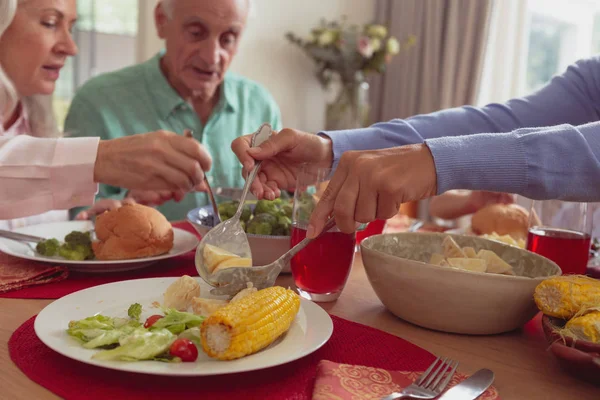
[290,225,355,294]
[526,227,591,275]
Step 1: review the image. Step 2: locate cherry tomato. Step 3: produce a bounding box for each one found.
[143,314,163,328]
[169,338,198,362]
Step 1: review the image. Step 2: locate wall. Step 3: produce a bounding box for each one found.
[137,0,376,132]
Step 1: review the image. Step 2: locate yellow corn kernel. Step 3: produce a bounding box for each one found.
[565,310,600,343]
[200,286,301,360]
[534,275,600,319]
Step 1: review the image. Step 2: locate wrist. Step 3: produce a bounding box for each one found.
[93,140,108,183]
[317,134,334,169]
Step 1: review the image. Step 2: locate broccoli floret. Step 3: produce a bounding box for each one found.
[246,213,277,235]
[58,243,94,261]
[127,303,142,321]
[254,200,279,216]
[36,238,60,257]
[64,230,92,246]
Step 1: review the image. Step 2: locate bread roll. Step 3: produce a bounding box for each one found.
[92,203,174,260]
[471,203,529,240]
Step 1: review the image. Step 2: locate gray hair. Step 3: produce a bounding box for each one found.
[0,0,60,137]
[160,0,255,19]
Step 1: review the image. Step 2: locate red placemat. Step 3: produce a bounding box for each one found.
[0,222,199,299]
[10,315,438,400]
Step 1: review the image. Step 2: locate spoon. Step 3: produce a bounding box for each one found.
[195,123,273,286]
[183,129,220,225]
[209,217,337,297]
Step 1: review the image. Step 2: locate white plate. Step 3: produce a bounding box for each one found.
[34,277,333,376]
[0,221,199,273]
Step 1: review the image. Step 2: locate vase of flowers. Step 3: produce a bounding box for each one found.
[287,19,415,130]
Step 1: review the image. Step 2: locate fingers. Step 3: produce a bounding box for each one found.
[75,211,89,220]
[169,133,213,173]
[247,129,296,161]
[332,175,360,233]
[308,166,349,238]
[231,136,255,175]
[355,181,377,223]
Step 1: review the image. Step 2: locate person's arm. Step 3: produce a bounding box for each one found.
[64,94,127,219]
[0,135,99,219]
[426,121,600,201]
[428,190,514,220]
[323,56,600,171]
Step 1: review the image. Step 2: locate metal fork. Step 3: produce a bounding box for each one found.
[381,357,459,400]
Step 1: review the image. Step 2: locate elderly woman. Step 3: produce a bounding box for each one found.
[0,0,212,227]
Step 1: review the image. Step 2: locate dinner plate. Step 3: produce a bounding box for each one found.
[34,277,334,376]
[0,221,199,273]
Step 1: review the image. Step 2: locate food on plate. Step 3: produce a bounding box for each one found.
[201,286,300,360]
[564,310,600,343]
[428,236,515,275]
[163,275,201,311]
[534,275,600,319]
[190,283,257,318]
[93,203,174,260]
[203,244,252,273]
[217,197,293,236]
[35,230,94,261]
[191,297,229,318]
[471,203,529,240]
[67,303,205,362]
[480,232,526,249]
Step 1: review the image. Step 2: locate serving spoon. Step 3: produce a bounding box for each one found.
[194,123,273,287]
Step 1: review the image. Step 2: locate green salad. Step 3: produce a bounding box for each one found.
[67,303,204,362]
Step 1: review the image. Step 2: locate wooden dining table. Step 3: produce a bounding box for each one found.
[0,252,598,400]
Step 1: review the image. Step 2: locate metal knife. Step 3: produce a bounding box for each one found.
[437,368,495,400]
[0,229,45,243]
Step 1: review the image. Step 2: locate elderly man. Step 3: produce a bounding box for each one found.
[65,0,281,221]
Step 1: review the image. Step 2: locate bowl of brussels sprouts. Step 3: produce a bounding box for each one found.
[187,197,294,272]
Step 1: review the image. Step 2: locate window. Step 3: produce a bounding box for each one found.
[53,0,139,129]
[525,0,600,93]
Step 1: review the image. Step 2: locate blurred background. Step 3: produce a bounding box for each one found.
[52,0,600,219]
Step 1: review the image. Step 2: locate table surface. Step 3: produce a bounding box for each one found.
[1,253,599,400]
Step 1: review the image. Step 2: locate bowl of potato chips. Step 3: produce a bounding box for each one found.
[360,232,562,335]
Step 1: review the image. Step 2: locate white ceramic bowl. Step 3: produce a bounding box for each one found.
[187,206,292,273]
[360,232,562,335]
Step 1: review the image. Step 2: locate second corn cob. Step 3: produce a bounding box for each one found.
[534,275,600,319]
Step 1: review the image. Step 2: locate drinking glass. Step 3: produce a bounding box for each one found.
[526,200,592,275]
[290,165,356,302]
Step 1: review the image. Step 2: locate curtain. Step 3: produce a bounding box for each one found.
[476,0,529,106]
[370,0,493,122]
[370,0,493,220]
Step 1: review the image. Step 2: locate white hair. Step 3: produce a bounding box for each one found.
[0,0,60,137]
[160,0,255,19]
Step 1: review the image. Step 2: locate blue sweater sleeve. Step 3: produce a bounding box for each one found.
[322,56,600,172]
[426,121,600,201]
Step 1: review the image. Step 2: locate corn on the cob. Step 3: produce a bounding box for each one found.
[565,310,600,343]
[534,275,600,319]
[200,286,300,360]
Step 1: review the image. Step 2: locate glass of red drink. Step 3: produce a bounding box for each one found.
[290,166,355,302]
[526,200,592,275]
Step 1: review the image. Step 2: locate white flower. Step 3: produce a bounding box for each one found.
[358,36,374,58]
[318,30,336,47]
[386,37,400,55]
[366,24,388,38]
[370,38,382,52]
